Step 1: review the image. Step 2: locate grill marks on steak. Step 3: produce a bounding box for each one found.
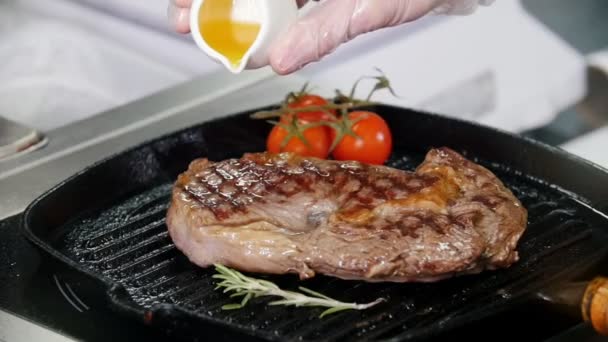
[167,148,527,282]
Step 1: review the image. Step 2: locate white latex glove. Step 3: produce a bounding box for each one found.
[168,0,494,74]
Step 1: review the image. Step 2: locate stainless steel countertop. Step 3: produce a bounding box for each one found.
[0,311,76,342]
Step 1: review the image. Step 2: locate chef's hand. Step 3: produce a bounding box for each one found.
[168,0,192,34]
[169,0,493,74]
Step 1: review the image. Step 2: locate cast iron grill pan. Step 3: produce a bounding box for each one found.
[22,105,608,341]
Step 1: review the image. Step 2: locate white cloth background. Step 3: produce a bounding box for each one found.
[0,1,202,130]
[0,0,587,134]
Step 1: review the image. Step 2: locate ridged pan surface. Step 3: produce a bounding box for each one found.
[22,105,608,341]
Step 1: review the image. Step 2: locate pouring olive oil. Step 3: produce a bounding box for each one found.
[199,0,261,68]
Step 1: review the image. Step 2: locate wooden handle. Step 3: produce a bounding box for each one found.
[582,276,608,335]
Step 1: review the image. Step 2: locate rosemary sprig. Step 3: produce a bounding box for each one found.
[212,264,384,318]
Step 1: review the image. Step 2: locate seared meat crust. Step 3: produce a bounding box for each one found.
[167,148,527,282]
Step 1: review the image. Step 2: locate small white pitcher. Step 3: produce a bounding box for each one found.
[190,0,298,74]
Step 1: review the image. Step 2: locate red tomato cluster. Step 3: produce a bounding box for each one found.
[266,95,393,165]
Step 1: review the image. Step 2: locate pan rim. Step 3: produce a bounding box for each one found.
[19,103,608,340]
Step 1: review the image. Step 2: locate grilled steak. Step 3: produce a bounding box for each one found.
[166,148,527,282]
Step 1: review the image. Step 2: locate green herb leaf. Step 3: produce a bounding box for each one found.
[212,264,384,318]
[221,303,243,310]
[298,286,334,301]
[241,292,253,307]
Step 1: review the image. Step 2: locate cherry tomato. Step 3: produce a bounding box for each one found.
[330,111,392,165]
[287,94,336,123]
[266,115,331,159]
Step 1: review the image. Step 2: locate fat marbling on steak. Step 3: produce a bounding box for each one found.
[166,148,527,282]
